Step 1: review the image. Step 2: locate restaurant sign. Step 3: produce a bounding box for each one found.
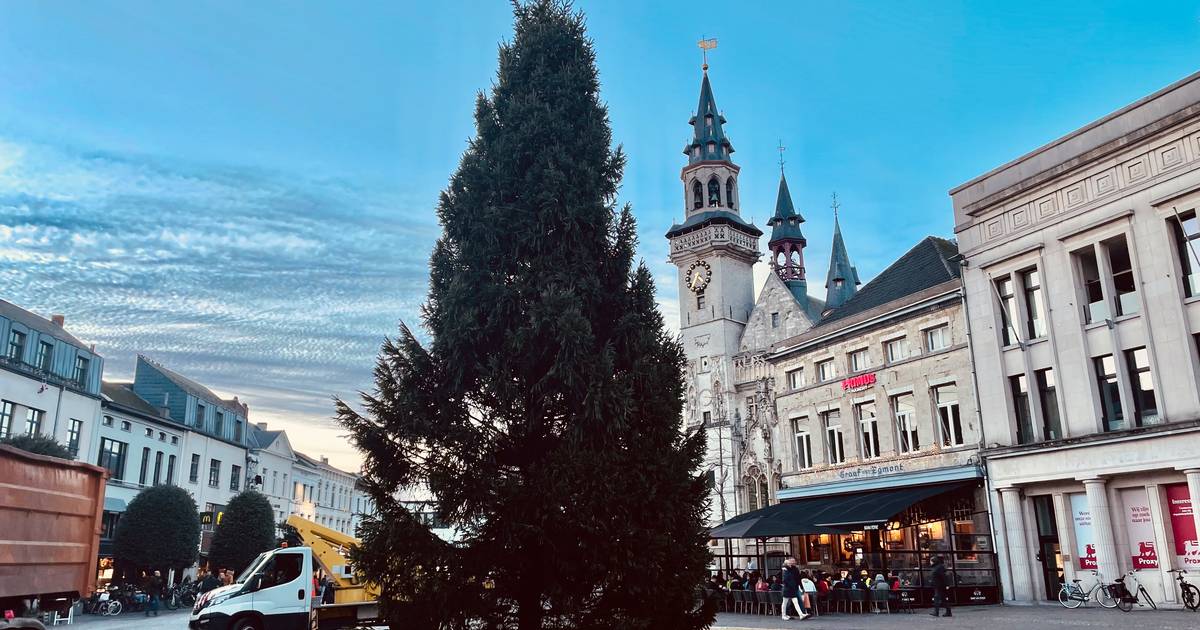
[841,372,877,392]
[836,462,904,481]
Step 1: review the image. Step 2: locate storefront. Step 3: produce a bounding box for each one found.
[710,465,1001,605]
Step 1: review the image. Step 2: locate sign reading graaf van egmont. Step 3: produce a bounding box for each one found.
[1120,488,1158,569]
[1166,483,1200,568]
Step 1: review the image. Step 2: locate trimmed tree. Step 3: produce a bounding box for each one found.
[113,485,200,573]
[337,1,712,628]
[208,490,275,574]
[0,434,73,459]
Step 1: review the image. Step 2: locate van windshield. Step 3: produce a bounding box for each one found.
[235,551,272,584]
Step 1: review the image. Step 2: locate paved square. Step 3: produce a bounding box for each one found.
[714,604,1197,629]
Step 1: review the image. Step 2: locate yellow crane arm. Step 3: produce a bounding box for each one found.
[284,514,378,603]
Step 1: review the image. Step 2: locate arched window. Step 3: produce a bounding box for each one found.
[692,180,703,210]
[708,177,721,207]
[726,178,735,209]
[747,478,759,512]
[759,478,770,508]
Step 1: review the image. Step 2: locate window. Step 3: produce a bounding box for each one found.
[120,420,130,432]
[699,356,710,372]
[98,438,127,480]
[1108,237,1138,316]
[195,403,206,429]
[102,415,113,427]
[885,338,909,363]
[158,432,166,442]
[139,447,151,485]
[822,410,845,464]
[697,295,705,310]
[925,325,950,352]
[996,277,1018,346]
[153,451,163,485]
[35,341,53,371]
[0,401,13,438]
[6,330,25,361]
[1076,246,1107,323]
[1125,347,1158,427]
[73,356,89,385]
[786,368,804,390]
[171,436,179,445]
[67,419,82,457]
[692,180,703,210]
[166,454,176,485]
[234,420,243,443]
[189,454,200,483]
[1036,368,1062,441]
[745,396,756,422]
[1021,269,1047,339]
[771,312,780,328]
[856,401,880,459]
[726,178,735,209]
[701,411,711,426]
[707,177,721,207]
[1011,374,1033,444]
[1095,354,1124,432]
[792,419,813,470]
[215,411,225,436]
[849,349,870,372]
[144,428,154,438]
[892,393,919,453]
[24,408,43,435]
[1170,209,1200,297]
[209,459,221,488]
[817,359,835,382]
[230,464,241,491]
[933,384,963,447]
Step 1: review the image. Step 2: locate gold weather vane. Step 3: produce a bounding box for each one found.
[698,37,718,71]
[777,140,786,175]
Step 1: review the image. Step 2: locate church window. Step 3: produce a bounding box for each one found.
[707,177,721,207]
[692,180,703,210]
[726,178,735,209]
[759,478,770,509]
[771,312,780,328]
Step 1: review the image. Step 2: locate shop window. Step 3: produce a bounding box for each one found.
[1170,209,1200,297]
[886,337,909,363]
[786,367,803,390]
[849,348,870,372]
[1021,269,1047,339]
[1011,374,1033,444]
[934,383,964,447]
[823,410,845,464]
[817,359,836,382]
[995,276,1018,346]
[856,401,880,459]
[892,393,919,453]
[1094,354,1124,432]
[1036,368,1062,440]
[1124,347,1158,426]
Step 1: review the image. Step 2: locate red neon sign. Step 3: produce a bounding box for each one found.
[841,372,877,392]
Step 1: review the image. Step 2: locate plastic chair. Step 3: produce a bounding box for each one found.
[832,588,846,613]
[769,591,783,616]
[732,590,747,614]
[869,589,891,613]
[755,591,772,615]
[848,588,866,613]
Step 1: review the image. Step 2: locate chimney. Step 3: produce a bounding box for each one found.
[256,422,267,430]
[51,314,64,327]
[321,456,328,465]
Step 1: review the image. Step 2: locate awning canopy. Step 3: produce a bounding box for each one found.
[103,497,126,512]
[709,481,976,539]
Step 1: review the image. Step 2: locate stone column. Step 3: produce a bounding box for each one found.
[1082,478,1121,581]
[1000,487,1034,602]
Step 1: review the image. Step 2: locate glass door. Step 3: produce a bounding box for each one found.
[1032,495,1063,601]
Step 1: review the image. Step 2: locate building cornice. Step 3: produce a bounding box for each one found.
[981,417,1200,461]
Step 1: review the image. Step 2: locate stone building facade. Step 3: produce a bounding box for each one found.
[951,70,1200,605]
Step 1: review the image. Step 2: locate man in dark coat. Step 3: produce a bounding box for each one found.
[780,557,809,621]
[930,556,952,617]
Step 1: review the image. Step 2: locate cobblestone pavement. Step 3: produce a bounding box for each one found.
[714,604,1198,629]
[69,608,190,629]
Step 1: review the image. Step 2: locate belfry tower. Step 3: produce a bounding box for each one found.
[766,172,808,303]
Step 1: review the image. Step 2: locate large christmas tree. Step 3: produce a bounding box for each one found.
[337,1,712,628]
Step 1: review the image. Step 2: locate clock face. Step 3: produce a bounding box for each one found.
[686,260,712,293]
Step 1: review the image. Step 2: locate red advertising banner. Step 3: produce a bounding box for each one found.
[1120,488,1158,569]
[1166,483,1200,568]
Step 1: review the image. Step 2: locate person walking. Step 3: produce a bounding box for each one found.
[930,556,952,618]
[780,558,809,621]
[145,570,163,617]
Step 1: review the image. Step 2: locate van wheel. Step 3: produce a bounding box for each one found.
[232,618,262,630]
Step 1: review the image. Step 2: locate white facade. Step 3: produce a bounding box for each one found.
[951,70,1200,604]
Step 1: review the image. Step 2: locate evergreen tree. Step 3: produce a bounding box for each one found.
[113,484,200,573]
[337,2,712,628]
[208,490,276,574]
[0,434,73,459]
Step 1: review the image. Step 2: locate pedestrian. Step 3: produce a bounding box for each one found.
[780,557,809,621]
[223,569,234,586]
[930,556,952,618]
[146,570,163,617]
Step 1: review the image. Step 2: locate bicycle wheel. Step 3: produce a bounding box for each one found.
[166,593,179,610]
[1095,585,1117,609]
[1059,587,1083,609]
[1141,587,1156,610]
[106,600,122,616]
[1116,590,1133,613]
[1182,583,1199,611]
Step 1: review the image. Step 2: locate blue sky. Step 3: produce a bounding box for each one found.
[2,1,1198,468]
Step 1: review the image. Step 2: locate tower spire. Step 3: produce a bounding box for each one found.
[768,163,808,302]
[683,63,735,165]
[824,194,860,312]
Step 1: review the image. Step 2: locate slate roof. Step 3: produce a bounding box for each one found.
[140,355,236,413]
[767,174,807,245]
[684,71,735,164]
[0,299,89,349]
[817,236,960,327]
[247,424,284,449]
[102,381,166,418]
[664,209,763,239]
[823,217,861,311]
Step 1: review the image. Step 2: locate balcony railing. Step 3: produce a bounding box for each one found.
[734,353,772,385]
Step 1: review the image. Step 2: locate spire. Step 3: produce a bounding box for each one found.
[683,71,735,165]
[767,169,808,300]
[824,196,860,311]
[767,173,805,243]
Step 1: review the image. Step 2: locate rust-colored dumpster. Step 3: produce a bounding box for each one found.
[0,444,107,617]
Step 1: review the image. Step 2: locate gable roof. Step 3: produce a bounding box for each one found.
[102,381,166,419]
[247,424,285,449]
[817,236,960,327]
[0,299,90,349]
[139,355,241,415]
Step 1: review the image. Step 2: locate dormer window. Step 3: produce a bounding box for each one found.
[704,114,713,129]
[706,142,716,155]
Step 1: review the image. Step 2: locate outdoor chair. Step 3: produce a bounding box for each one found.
[847,588,866,614]
[831,588,846,613]
[769,591,783,617]
[754,591,772,615]
[731,590,747,614]
[869,589,891,613]
[817,591,832,615]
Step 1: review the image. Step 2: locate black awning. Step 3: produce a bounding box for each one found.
[709,481,975,539]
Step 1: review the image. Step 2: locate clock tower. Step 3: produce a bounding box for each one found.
[665,67,760,526]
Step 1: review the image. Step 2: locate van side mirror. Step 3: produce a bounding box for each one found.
[247,575,261,592]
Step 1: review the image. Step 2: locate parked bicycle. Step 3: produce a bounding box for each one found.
[165,580,197,610]
[83,590,122,616]
[1169,569,1199,611]
[1058,571,1117,608]
[1111,570,1156,612]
